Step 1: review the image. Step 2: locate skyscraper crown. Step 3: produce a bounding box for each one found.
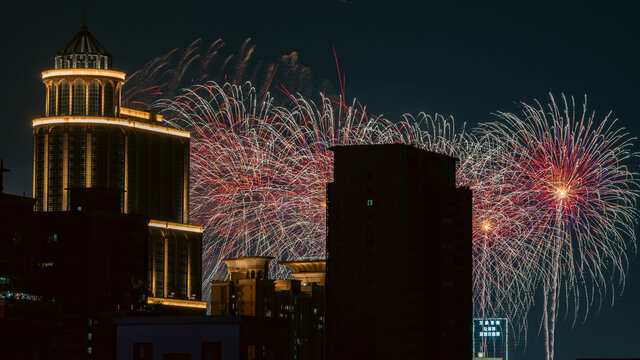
[54,24,112,70]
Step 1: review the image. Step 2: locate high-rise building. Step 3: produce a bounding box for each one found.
[33,24,189,222]
[31,24,202,302]
[326,143,472,359]
[473,318,509,360]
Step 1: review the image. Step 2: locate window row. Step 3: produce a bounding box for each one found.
[55,54,111,70]
[47,79,119,117]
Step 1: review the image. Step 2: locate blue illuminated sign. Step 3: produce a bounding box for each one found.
[472,318,508,360]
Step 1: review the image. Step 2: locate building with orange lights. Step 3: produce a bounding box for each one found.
[31,24,202,303]
[3,23,207,359]
[210,256,325,360]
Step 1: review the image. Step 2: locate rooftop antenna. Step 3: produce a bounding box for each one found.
[0,160,9,194]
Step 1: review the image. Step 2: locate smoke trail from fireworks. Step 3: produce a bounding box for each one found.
[488,94,639,360]
[124,38,333,108]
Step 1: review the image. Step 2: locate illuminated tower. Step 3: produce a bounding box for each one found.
[32,24,202,301]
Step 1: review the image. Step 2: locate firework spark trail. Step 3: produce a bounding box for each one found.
[124,38,331,108]
[388,114,541,343]
[487,93,639,360]
[158,82,386,298]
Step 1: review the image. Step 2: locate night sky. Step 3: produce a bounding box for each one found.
[2,1,640,358]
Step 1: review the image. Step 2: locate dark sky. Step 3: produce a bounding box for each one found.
[1,1,639,358]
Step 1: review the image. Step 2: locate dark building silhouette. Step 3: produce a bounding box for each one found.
[114,315,290,360]
[33,193,149,359]
[0,163,53,360]
[0,161,36,293]
[326,144,472,359]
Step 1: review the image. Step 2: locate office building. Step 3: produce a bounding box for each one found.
[33,23,189,222]
[33,189,150,359]
[326,144,472,359]
[31,23,202,303]
[5,23,207,359]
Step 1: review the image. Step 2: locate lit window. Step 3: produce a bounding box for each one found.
[366,199,373,206]
[490,320,495,325]
[87,346,92,354]
[496,331,500,336]
[496,320,500,325]
[48,234,58,244]
[88,333,92,341]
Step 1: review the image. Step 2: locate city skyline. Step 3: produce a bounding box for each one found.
[1,1,640,359]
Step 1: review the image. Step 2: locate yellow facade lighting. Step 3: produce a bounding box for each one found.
[42,69,126,81]
[32,117,190,138]
[147,297,207,309]
[120,107,163,122]
[148,219,203,233]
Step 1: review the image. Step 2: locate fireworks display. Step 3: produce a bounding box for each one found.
[487,94,639,360]
[156,81,638,359]
[157,82,383,295]
[390,114,541,338]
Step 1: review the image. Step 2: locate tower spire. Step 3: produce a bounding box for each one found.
[82,7,86,29]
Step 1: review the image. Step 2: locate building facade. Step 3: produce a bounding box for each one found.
[32,24,189,224]
[31,24,202,303]
[115,315,290,360]
[326,144,473,359]
[210,256,325,360]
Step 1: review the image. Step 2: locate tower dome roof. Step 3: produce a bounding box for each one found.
[54,24,113,70]
[57,25,110,57]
